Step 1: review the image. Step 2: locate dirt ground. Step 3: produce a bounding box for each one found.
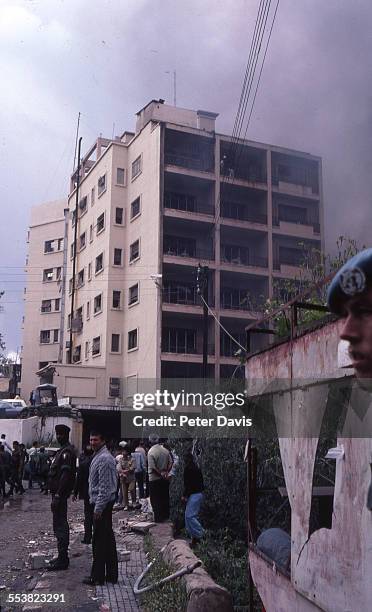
[0,488,100,611]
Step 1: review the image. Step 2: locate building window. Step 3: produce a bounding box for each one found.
[92,336,101,356]
[79,232,86,251]
[79,196,88,216]
[67,314,71,330]
[115,207,124,225]
[95,253,104,274]
[71,209,76,227]
[96,212,105,234]
[53,329,59,343]
[112,290,121,309]
[86,300,90,319]
[73,345,81,363]
[69,278,73,294]
[56,267,61,281]
[128,283,139,306]
[70,242,75,259]
[88,262,92,281]
[91,187,95,206]
[77,268,85,288]
[132,155,142,180]
[109,377,121,398]
[41,299,52,313]
[40,330,50,344]
[89,224,93,243]
[57,238,64,251]
[113,248,122,266]
[44,240,54,253]
[130,197,141,220]
[94,293,102,315]
[55,298,60,311]
[129,239,140,263]
[128,328,138,351]
[85,341,89,359]
[98,174,106,196]
[116,168,125,185]
[111,333,120,353]
[43,268,54,282]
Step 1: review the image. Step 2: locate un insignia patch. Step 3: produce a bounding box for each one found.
[339,267,366,296]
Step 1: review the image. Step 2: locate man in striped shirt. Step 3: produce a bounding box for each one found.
[83,430,118,586]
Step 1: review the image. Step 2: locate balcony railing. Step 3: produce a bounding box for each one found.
[221,290,266,311]
[221,202,267,225]
[164,192,214,216]
[163,245,214,261]
[221,167,266,184]
[273,257,303,270]
[165,153,214,173]
[163,285,198,306]
[273,215,320,233]
[221,245,268,269]
[272,171,318,194]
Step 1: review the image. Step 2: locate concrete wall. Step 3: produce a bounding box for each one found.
[0,416,82,451]
[246,319,372,612]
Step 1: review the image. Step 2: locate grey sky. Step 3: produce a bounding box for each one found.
[1,0,371,353]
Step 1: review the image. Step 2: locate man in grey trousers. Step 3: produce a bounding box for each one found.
[83,430,118,586]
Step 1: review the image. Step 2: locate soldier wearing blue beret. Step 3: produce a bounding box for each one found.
[327,248,372,380]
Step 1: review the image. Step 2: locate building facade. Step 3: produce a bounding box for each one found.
[21,100,323,405]
[21,199,67,399]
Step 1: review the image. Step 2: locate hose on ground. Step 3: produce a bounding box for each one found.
[133,544,202,595]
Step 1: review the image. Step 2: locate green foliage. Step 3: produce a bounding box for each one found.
[170,438,248,539]
[254,236,365,339]
[197,529,250,610]
[141,534,188,612]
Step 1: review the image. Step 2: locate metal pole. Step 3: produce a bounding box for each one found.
[58,208,69,363]
[68,136,82,363]
[202,267,209,379]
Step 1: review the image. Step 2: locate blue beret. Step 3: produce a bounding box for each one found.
[327,248,372,314]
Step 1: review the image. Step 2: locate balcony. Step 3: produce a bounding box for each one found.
[221,244,268,269]
[221,166,266,185]
[163,283,198,306]
[271,157,319,196]
[273,214,320,236]
[221,201,267,226]
[164,192,214,216]
[165,153,214,173]
[220,288,265,313]
[162,328,214,356]
[163,236,214,262]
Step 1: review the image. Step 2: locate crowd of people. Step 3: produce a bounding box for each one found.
[0,426,205,586]
[0,434,50,497]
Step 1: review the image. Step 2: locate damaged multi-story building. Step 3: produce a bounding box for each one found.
[21,99,324,435]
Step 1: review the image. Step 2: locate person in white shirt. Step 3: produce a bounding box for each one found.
[0,434,12,454]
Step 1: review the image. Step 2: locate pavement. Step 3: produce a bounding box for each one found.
[0,489,148,612]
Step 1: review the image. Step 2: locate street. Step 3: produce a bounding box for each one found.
[0,489,147,612]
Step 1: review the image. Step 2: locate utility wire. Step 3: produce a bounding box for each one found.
[199,295,247,353]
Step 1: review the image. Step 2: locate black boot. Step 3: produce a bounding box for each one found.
[47,556,69,571]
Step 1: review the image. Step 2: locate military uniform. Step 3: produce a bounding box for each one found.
[48,425,76,570]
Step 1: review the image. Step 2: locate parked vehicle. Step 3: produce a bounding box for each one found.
[0,399,28,418]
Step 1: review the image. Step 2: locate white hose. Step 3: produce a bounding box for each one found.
[133,544,201,595]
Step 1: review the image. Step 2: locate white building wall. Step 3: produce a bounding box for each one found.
[21,199,66,402]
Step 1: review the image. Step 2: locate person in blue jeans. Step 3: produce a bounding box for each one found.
[182,452,204,548]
